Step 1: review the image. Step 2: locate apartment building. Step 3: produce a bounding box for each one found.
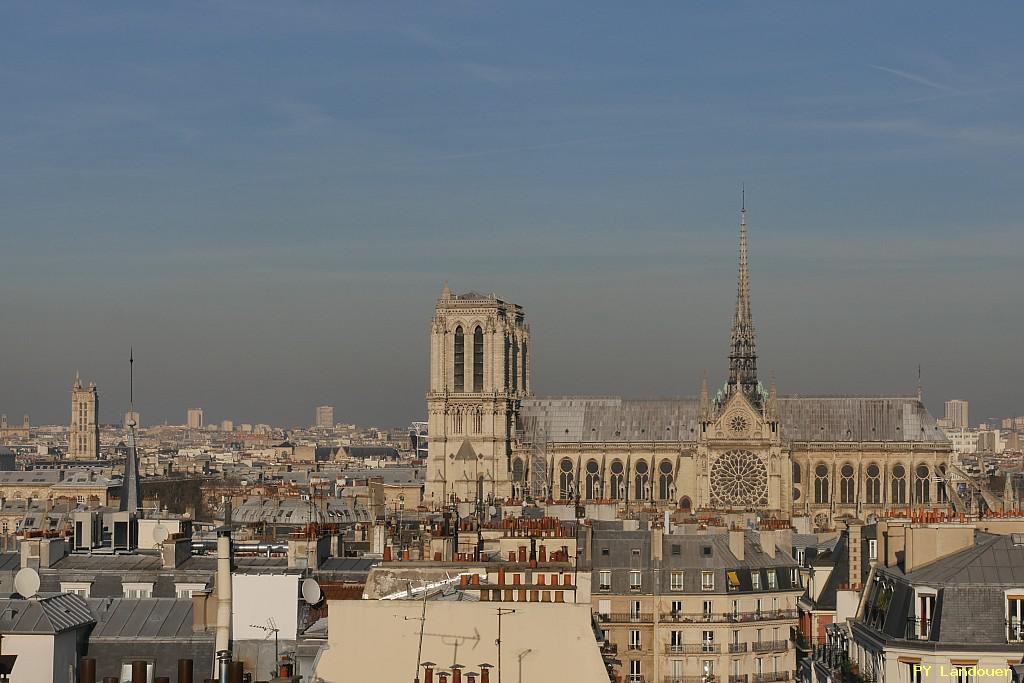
[590,521,801,683]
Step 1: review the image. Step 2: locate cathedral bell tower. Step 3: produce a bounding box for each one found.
[425,284,530,508]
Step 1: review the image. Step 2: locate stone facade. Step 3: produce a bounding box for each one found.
[424,284,531,506]
[69,373,100,460]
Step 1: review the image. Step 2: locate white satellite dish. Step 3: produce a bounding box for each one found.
[301,578,322,605]
[152,524,169,545]
[15,567,41,599]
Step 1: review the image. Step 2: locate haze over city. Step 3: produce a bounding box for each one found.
[2,2,1022,427]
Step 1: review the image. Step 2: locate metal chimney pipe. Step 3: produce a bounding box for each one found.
[131,661,148,683]
[156,678,171,683]
[103,678,120,683]
[215,528,233,676]
[178,659,194,683]
[228,661,243,683]
[80,658,97,683]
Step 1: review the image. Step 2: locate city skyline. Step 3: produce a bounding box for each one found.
[2,2,1023,426]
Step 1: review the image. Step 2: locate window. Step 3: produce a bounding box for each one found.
[727,571,740,591]
[670,600,683,616]
[61,582,91,597]
[952,663,976,683]
[123,582,153,599]
[634,460,650,500]
[599,571,611,591]
[629,660,642,683]
[701,571,715,591]
[630,600,642,620]
[907,663,922,683]
[630,570,642,591]
[702,545,713,557]
[796,548,805,566]
[453,326,465,391]
[790,568,798,586]
[752,572,761,590]
[703,600,714,618]
[585,460,601,500]
[629,629,642,650]
[813,464,829,504]
[866,464,881,504]
[671,571,685,591]
[610,461,624,499]
[840,464,855,503]
[601,547,610,556]
[672,544,681,556]
[767,570,777,590]
[917,593,935,638]
[868,539,878,561]
[659,460,674,500]
[671,630,684,651]
[892,465,907,504]
[559,459,574,500]
[1008,596,1024,641]
[914,464,931,504]
[472,326,484,392]
[175,581,204,598]
[702,630,715,652]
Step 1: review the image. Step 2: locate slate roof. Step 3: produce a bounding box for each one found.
[87,598,197,639]
[901,531,1024,585]
[0,593,95,634]
[519,395,948,444]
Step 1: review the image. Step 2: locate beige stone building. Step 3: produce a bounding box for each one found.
[425,283,531,506]
[69,373,100,459]
[426,203,951,527]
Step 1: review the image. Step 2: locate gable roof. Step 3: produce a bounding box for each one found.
[0,593,95,634]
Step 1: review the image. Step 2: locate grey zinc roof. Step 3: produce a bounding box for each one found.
[0,593,95,634]
[87,598,196,638]
[519,395,947,444]
[901,532,1024,585]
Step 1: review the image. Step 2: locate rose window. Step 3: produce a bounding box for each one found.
[710,449,768,508]
[728,414,749,434]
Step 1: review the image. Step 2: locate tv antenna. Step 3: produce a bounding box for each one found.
[250,619,280,679]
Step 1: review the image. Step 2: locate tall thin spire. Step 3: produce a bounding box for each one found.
[728,187,760,406]
[121,347,141,516]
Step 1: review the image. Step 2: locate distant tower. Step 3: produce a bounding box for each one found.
[69,372,100,459]
[187,408,204,430]
[315,405,334,429]
[425,284,531,506]
[726,189,762,408]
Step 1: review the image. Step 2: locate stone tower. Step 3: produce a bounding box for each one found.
[70,373,100,459]
[425,284,530,507]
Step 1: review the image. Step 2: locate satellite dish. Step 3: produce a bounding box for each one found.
[14,567,40,599]
[301,578,322,605]
[487,505,497,517]
[152,524,169,545]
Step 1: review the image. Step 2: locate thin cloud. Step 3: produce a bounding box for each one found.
[868,64,964,95]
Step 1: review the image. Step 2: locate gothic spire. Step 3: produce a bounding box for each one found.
[700,370,711,421]
[121,348,141,517]
[728,187,760,406]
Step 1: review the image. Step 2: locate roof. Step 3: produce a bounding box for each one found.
[519,395,948,444]
[900,531,1024,584]
[87,598,197,639]
[0,593,95,634]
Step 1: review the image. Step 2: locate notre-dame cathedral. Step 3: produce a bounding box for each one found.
[425,203,951,527]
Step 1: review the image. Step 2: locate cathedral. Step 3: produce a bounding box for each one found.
[425,203,951,526]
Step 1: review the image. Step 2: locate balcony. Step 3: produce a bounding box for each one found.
[665,644,721,654]
[601,612,655,624]
[729,677,748,683]
[728,643,748,653]
[1010,621,1024,643]
[905,618,932,640]
[660,610,799,624]
[751,672,793,683]
[664,677,718,683]
[752,640,788,653]
[627,677,646,683]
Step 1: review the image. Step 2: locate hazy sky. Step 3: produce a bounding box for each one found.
[2,2,1022,428]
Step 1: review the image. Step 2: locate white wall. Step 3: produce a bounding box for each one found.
[231,573,299,641]
[2,633,55,683]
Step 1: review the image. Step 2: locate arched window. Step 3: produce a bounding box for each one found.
[521,341,528,391]
[472,326,484,392]
[891,465,906,504]
[610,461,624,499]
[658,461,674,500]
[840,464,855,504]
[680,496,692,512]
[865,464,881,504]
[914,464,930,504]
[813,464,830,504]
[792,461,802,484]
[559,459,574,500]
[585,460,601,500]
[511,458,525,500]
[937,464,947,503]
[511,340,519,393]
[634,461,650,500]
[503,336,510,390]
[453,326,465,392]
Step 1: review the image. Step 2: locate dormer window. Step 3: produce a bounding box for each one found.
[1009,595,1024,641]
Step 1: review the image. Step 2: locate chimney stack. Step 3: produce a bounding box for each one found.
[178,659,194,683]
[423,662,436,683]
[215,528,233,668]
[131,661,148,683]
[846,520,863,588]
[451,665,463,683]
[480,664,492,683]
[80,658,97,683]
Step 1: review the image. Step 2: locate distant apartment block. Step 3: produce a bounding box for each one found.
[315,405,334,429]
[220,420,234,432]
[186,408,203,430]
[944,399,969,429]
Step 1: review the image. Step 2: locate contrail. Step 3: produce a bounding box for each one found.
[869,64,963,95]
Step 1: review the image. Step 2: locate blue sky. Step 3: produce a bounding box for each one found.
[1,2,1022,427]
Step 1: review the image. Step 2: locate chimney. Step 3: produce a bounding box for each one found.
[480,664,492,683]
[452,665,463,683]
[759,529,777,557]
[423,662,436,683]
[729,528,745,561]
[131,661,148,683]
[178,659,194,683]
[776,527,793,559]
[80,658,97,683]
[215,529,233,662]
[846,520,863,589]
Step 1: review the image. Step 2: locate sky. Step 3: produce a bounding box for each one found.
[1,2,1022,429]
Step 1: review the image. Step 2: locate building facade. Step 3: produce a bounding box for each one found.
[315,405,334,429]
[186,408,203,430]
[69,374,100,459]
[425,205,952,525]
